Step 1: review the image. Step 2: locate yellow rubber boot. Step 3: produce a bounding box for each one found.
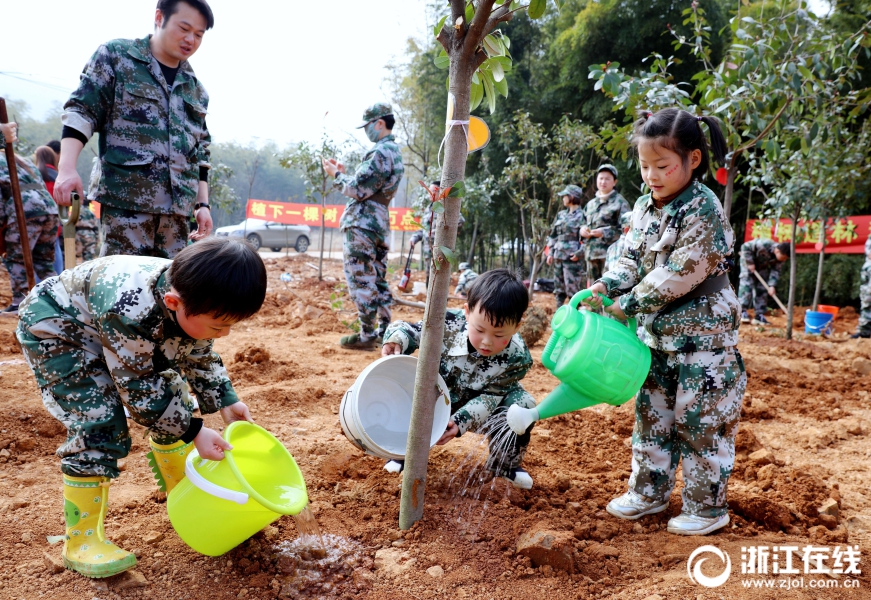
[147,438,193,493]
[62,476,136,578]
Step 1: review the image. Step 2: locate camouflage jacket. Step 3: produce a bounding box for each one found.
[599,181,740,352]
[62,35,210,216]
[861,236,871,292]
[605,232,630,273]
[0,155,59,225]
[17,256,238,440]
[335,134,404,236]
[546,208,585,261]
[455,268,478,295]
[383,310,532,436]
[582,191,631,259]
[739,238,784,287]
[75,204,99,231]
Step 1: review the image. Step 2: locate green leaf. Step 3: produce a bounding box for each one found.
[490,59,505,82]
[502,35,511,49]
[494,74,508,97]
[470,79,484,111]
[431,201,445,214]
[465,2,474,23]
[808,122,819,142]
[447,180,466,197]
[483,34,503,57]
[434,50,450,70]
[439,246,459,270]
[482,73,496,114]
[433,15,448,38]
[528,0,547,19]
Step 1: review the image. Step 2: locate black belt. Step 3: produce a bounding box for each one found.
[664,273,731,312]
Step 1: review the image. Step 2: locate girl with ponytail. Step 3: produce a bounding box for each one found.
[583,107,746,537]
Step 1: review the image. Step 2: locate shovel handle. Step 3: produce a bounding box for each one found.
[752,269,789,314]
[59,191,81,228]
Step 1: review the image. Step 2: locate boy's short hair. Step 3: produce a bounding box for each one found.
[466,269,528,328]
[776,242,790,256]
[169,237,266,320]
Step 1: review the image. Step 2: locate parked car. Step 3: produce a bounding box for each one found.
[215,219,311,252]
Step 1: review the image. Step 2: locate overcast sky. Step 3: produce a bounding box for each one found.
[2,0,832,150]
[1,0,430,148]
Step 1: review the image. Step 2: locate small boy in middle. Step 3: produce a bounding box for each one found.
[381,269,537,489]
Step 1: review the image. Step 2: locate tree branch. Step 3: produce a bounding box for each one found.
[734,95,792,156]
[466,0,497,56]
[484,3,514,35]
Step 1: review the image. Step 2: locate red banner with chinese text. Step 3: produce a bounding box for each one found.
[744,216,871,253]
[245,200,421,232]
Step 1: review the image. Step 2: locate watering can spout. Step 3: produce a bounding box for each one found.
[506,404,539,435]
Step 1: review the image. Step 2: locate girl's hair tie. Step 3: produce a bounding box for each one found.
[697,116,703,122]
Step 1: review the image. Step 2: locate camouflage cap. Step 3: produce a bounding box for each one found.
[357,103,394,128]
[619,211,632,227]
[597,164,618,178]
[557,185,583,199]
[459,262,471,271]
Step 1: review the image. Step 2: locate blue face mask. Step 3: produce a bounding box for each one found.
[364,122,380,143]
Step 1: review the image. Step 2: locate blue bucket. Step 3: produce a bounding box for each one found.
[805,311,834,335]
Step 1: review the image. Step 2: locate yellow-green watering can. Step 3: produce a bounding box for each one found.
[506,290,652,435]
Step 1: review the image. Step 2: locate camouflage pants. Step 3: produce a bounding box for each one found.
[100,206,189,259]
[738,267,771,315]
[3,215,59,303]
[76,228,99,262]
[454,386,536,477]
[17,327,186,478]
[343,227,393,341]
[858,262,871,335]
[586,258,606,286]
[628,346,746,518]
[553,258,585,306]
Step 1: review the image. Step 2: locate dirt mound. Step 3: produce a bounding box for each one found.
[518,305,550,349]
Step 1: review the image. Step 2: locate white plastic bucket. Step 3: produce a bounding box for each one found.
[340,355,452,460]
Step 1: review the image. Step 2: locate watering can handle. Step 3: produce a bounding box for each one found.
[184,448,249,505]
[571,289,614,309]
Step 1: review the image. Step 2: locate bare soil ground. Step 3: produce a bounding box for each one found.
[1,255,869,600]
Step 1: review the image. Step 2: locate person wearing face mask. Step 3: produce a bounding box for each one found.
[322,103,405,350]
[53,0,215,259]
[580,164,631,286]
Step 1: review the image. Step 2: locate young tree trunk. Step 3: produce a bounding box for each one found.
[318,184,327,281]
[723,162,737,219]
[812,215,827,311]
[785,214,799,340]
[399,55,474,530]
[466,217,478,264]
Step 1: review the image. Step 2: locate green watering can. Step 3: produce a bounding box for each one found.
[506,289,652,435]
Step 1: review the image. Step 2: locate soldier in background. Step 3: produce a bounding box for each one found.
[0,123,59,314]
[580,164,631,286]
[455,262,478,298]
[322,103,404,350]
[53,0,215,258]
[852,234,871,339]
[738,238,789,326]
[545,185,585,309]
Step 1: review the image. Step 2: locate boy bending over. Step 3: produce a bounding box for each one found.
[381,269,536,489]
[17,237,266,578]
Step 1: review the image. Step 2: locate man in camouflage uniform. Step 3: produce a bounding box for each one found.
[16,237,258,578]
[322,103,404,350]
[455,261,478,297]
[54,0,215,259]
[381,269,537,488]
[604,212,632,273]
[738,238,789,326]
[853,234,871,339]
[0,147,59,313]
[591,180,746,535]
[546,185,586,308]
[581,164,631,285]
